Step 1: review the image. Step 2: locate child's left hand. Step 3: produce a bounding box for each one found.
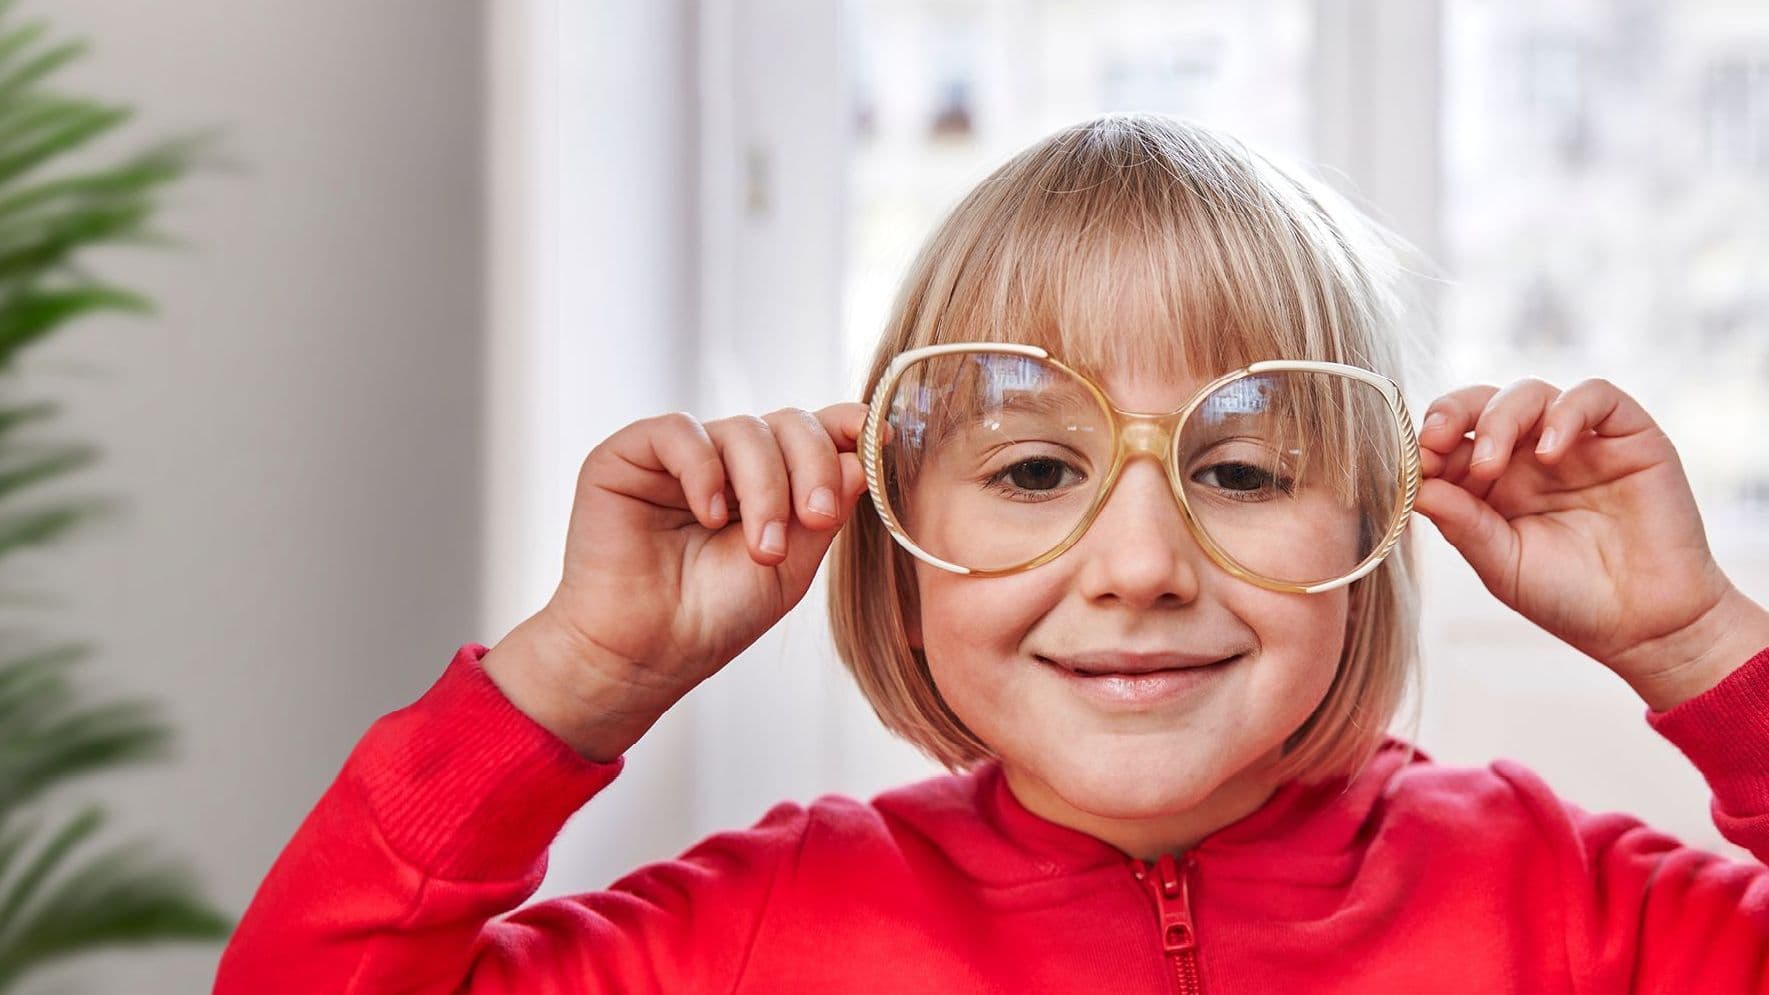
[1412,376,1769,712]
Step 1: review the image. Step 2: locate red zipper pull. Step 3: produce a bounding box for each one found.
[1132,853,1204,994]
[1153,852,1196,954]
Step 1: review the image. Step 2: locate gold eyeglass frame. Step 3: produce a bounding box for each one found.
[859,342,1422,594]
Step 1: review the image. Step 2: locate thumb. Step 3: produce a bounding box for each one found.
[1414,477,1521,601]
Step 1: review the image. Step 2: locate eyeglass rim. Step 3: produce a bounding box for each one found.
[859,341,1422,595]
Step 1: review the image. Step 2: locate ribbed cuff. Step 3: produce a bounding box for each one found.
[345,642,627,882]
[1646,643,1769,818]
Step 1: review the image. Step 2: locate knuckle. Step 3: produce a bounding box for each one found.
[731,413,775,440]
[652,410,700,433]
[767,407,831,444]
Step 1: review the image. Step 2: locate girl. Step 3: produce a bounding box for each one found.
[216,113,1769,993]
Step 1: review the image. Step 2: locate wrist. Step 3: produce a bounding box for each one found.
[480,608,677,763]
[1624,585,1769,713]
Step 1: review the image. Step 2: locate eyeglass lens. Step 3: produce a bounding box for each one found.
[878,351,1403,585]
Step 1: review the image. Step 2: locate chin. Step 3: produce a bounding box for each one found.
[1040,746,1234,819]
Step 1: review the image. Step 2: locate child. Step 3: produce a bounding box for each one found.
[215,113,1769,993]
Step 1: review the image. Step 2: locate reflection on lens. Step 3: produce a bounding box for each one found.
[1179,370,1401,587]
[881,351,1110,572]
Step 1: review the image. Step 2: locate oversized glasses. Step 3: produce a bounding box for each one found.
[859,343,1420,594]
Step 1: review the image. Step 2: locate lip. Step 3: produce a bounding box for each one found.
[1039,654,1239,708]
[1044,650,1237,676]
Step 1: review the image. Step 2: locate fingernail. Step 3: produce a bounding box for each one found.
[809,486,836,518]
[761,520,786,556]
[1423,411,1447,433]
[709,493,727,521]
[1472,437,1496,464]
[1535,428,1559,455]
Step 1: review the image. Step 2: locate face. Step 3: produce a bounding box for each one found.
[907,361,1351,859]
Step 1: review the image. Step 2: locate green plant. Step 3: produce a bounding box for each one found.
[0,2,231,991]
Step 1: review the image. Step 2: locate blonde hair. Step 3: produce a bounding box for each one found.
[828,112,1430,786]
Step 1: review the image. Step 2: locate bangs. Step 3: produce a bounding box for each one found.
[894,115,1384,397]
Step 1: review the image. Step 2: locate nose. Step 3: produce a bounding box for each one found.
[1071,456,1207,608]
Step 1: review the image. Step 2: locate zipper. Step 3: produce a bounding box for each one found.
[1130,851,1202,995]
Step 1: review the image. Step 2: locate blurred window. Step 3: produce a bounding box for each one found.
[840,0,1313,370]
[1444,0,1769,536]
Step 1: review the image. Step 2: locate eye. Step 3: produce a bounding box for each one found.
[982,457,1086,501]
[1192,461,1293,497]
[1006,458,1070,491]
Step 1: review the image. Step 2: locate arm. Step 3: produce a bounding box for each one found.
[213,642,805,995]
[1505,642,1769,994]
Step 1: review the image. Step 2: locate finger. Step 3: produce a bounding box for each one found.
[1412,477,1521,603]
[1419,432,1493,504]
[705,415,793,564]
[769,449,871,593]
[810,402,870,452]
[1531,377,1658,463]
[1418,384,1502,456]
[595,412,730,530]
[764,407,845,530]
[1466,378,1561,481]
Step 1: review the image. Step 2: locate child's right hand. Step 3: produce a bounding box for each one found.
[481,403,872,762]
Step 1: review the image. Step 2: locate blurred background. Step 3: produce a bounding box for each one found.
[16,0,1769,990]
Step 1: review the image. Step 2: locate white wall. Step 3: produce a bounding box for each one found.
[15,2,485,992]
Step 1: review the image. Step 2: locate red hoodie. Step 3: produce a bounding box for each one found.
[215,641,1769,994]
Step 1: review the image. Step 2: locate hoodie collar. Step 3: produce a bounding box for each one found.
[870,738,1428,888]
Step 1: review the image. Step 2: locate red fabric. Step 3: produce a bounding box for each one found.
[215,642,1769,994]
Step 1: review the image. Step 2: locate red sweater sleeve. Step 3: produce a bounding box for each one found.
[213,643,808,995]
[1494,644,1769,994]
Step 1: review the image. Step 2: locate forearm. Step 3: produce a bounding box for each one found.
[215,644,625,995]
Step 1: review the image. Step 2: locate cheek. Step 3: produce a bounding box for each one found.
[913,567,1063,719]
[914,567,1055,653]
[1237,589,1350,708]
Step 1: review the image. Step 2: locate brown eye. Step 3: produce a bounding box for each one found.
[1192,461,1293,496]
[1197,462,1267,491]
[1007,458,1070,491]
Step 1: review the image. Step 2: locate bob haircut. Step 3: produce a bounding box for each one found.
[827,112,1431,786]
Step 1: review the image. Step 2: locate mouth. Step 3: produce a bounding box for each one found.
[1038,652,1243,677]
[1036,653,1241,706]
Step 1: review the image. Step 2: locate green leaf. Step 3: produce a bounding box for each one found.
[0,148,185,222]
[0,101,130,189]
[0,698,171,813]
[0,443,98,503]
[0,95,107,158]
[0,38,87,109]
[0,644,175,817]
[0,643,89,735]
[0,835,232,991]
[0,814,39,897]
[0,401,59,439]
[0,200,156,279]
[0,805,102,941]
[0,288,151,367]
[0,496,117,557]
[0,20,47,84]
